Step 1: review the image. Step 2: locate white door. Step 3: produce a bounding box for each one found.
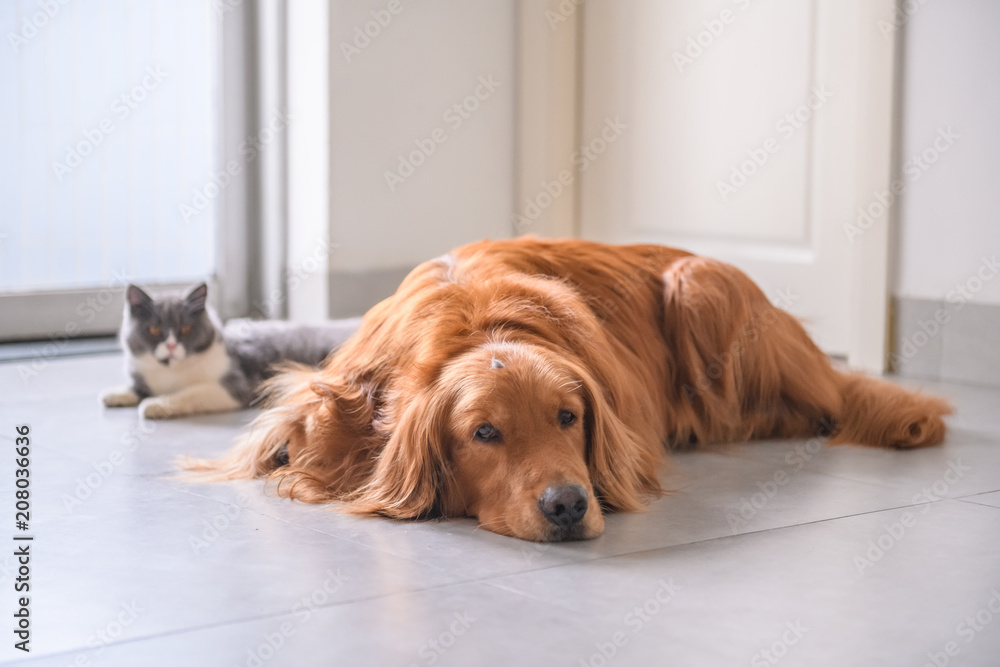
[577,0,897,372]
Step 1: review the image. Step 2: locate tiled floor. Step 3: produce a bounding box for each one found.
[1,353,999,666]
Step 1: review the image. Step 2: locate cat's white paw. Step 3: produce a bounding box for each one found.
[138,397,181,420]
[101,387,141,408]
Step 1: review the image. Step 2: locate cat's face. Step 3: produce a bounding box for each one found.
[124,283,217,365]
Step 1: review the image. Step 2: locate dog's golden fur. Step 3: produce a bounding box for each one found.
[183,238,951,541]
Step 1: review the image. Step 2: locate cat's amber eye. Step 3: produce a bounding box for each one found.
[148,325,162,337]
[180,324,192,336]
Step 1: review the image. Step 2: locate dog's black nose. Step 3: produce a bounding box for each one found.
[539,485,589,529]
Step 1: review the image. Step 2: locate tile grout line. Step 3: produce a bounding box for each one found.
[484,498,967,574]
[171,484,592,585]
[427,500,976,611]
[954,498,1000,511]
[174,482,605,582]
[172,484,444,570]
[11,577,502,665]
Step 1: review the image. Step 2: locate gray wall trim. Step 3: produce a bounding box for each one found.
[328,267,415,319]
[891,296,1000,388]
[0,280,217,343]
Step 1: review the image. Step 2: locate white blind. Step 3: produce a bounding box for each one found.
[0,0,218,293]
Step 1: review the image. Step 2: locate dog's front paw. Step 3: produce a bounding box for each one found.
[139,397,179,420]
[101,387,140,408]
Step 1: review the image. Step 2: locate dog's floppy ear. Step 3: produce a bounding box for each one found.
[575,365,663,512]
[343,382,454,519]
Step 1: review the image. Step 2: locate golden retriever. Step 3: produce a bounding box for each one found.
[184,238,951,541]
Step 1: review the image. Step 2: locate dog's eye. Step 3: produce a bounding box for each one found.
[148,325,162,337]
[559,410,578,427]
[474,423,501,443]
[180,324,192,336]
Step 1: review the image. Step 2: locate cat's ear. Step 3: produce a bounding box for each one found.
[126,285,154,317]
[185,282,209,314]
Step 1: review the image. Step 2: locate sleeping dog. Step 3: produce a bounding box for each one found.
[184,238,951,542]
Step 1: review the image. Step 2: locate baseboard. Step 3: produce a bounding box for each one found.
[328,266,415,318]
[891,296,1000,388]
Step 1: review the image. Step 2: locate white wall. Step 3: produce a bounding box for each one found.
[895,0,1000,305]
[0,0,216,292]
[326,0,515,274]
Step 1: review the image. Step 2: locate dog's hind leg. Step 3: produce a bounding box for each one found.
[661,257,844,444]
[660,256,950,448]
[832,373,951,448]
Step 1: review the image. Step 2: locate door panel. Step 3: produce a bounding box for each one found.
[579,0,895,370]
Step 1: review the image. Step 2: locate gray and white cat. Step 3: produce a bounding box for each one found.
[101,283,358,419]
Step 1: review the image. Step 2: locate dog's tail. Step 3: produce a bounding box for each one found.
[832,372,952,448]
[178,364,317,480]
